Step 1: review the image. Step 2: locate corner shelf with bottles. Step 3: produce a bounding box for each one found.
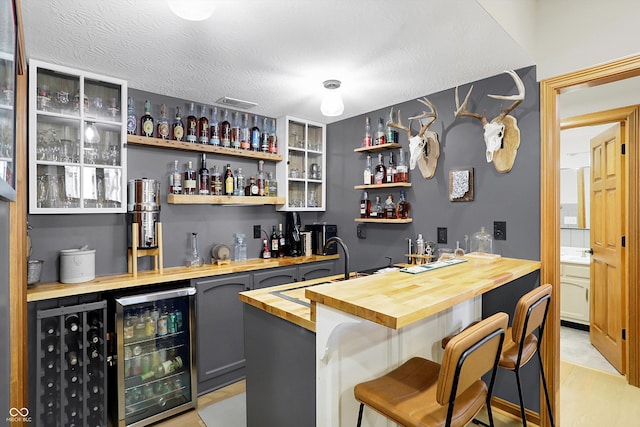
[353,137,412,223]
[276,116,326,211]
[28,60,127,214]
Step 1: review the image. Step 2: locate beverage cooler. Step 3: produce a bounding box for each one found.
[110,287,197,427]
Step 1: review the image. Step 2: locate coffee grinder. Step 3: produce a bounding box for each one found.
[285,212,302,256]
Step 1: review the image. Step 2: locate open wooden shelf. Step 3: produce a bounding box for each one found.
[167,194,285,205]
[354,182,412,190]
[353,143,402,153]
[354,218,412,224]
[127,135,283,162]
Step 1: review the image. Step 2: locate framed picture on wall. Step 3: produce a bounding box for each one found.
[449,168,474,202]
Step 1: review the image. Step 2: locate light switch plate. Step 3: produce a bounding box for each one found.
[357,223,367,239]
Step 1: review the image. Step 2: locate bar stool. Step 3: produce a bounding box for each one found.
[354,312,508,427]
[441,284,554,427]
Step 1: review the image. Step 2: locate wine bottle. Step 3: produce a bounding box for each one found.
[278,223,286,257]
[270,225,279,257]
[223,164,234,195]
[231,111,241,149]
[157,103,170,140]
[220,109,231,148]
[140,100,154,137]
[197,153,210,195]
[172,106,185,141]
[65,313,80,333]
[260,117,269,152]
[183,161,197,195]
[198,105,209,143]
[250,115,260,151]
[360,191,371,218]
[209,107,220,145]
[363,116,372,147]
[169,160,183,194]
[269,119,278,153]
[127,96,136,135]
[240,113,250,150]
[43,317,58,337]
[186,102,198,143]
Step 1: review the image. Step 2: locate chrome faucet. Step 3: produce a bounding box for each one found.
[323,236,350,281]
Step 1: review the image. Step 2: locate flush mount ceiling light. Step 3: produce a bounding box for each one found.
[168,0,216,21]
[215,96,258,110]
[320,79,344,117]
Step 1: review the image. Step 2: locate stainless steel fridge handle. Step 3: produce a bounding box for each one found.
[115,286,196,306]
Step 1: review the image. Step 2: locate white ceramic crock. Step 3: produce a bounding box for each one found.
[59,248,96,284]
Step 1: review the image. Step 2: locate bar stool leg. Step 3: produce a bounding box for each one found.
[356,403,364,427]
[514,367,527,427]
[538,351,555,427]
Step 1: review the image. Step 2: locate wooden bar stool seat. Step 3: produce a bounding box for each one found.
[354,312,509,427]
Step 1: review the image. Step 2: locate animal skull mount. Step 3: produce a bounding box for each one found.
[386,97,440,179]
[454,70,525,173]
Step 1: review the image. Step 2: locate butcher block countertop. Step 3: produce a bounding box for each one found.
[240,256,540,332]
[27,254,338,302]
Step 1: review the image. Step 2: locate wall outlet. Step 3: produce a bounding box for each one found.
[437,227,447,244]
[494,221,506,240]
[253,225,261,239]
[357,223,367,239]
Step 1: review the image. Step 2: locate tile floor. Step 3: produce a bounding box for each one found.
[560,325,620,375]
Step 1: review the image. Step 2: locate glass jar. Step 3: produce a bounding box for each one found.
[470,226,493,254]
[233,233,247,261]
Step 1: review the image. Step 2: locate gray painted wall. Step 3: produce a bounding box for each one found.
[0,202,9,423]
[28,67,539,283]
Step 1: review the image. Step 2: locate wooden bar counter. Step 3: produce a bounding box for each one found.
[27,254,338,302]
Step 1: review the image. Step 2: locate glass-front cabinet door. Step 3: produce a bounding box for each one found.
[29,60,127,213]
[276,116,326,211]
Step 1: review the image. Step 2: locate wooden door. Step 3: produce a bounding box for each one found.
[590,123,626,374]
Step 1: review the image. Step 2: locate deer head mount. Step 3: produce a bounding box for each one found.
[386,97,440,179]
[454,70,525,173]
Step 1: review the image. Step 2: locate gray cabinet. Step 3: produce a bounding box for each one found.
[194,273,251,394]
[253,266,297,289]
[299,260,335,281]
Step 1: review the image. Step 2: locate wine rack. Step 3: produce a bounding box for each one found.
[37,301,108,427]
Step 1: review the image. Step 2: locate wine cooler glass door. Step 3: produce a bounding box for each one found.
[115,287,197,427]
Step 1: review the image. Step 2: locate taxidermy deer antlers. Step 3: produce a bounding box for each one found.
[454,70,525,173]
[386,97,440,179]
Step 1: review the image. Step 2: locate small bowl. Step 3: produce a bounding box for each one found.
[27,259,44,286]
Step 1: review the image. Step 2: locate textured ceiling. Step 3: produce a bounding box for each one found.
[20,0,534,124]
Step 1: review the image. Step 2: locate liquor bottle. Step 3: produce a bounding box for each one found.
[197,153,210,195]
[374,153,386,184]
[386,151,396,183]
[65,313,80,333]
[250,115,260,151]
[169,160,183,194]
[172,106,185,141]
[157,103,170,140]
[235,168,246,196]
[270,225,279,257]
[210,165,222,195]
[396,189,411,219]
[261,236,271,259]
[386,119,398,145]
[360,191,371,218]
[256,160,266,196]
[230,111,241,149]
[186,102,198,142]
[266,171,277,197]
[240,113,250,150]
[396,149,408,182]
[127,96,136,135]
[384,194,396,219]
[371,195,383,218]
[245,176,258,196]
[278,223,286,257]
[223,164,234,195]
[363,117,372,147]
[269,119,278,153]
[198,105,209,143]
[260,117,270,152]
[209,107,220,145]
[375,118,387,145]
[220,109,231,147]
[140,100,154,137]
[183,161,197,195]
[363,154,372,185]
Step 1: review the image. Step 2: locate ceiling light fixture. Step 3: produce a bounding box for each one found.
[168,0,216,22]
[320,79,344,117]
[215,96,258,110]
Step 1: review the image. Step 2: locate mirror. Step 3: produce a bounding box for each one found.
[559,167,589,228]
[0,0,16,200]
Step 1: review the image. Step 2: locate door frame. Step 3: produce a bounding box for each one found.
[541,56,640,427]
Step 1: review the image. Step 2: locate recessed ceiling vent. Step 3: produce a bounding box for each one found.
[215,96,258,110]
